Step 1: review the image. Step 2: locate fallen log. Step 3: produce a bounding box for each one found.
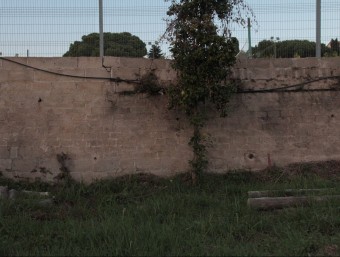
[248,195,340,210]
[248,188,334,198]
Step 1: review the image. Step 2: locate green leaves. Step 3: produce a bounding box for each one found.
[165,0,251,179]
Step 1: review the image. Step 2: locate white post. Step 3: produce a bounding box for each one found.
[99,0,104,58]
[316,0,321,58]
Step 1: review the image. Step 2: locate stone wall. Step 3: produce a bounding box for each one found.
[0,56,340,183]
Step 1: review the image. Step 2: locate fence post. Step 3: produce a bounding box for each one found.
[99,0,104,58]
[316,0,321,58]
[248,18,252,58]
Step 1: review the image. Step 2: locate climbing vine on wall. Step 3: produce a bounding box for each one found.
[164,0,253,183]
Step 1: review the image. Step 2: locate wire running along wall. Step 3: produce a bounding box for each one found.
[0,0,339,58]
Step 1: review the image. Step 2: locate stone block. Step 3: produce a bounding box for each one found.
[111,67,140,81]
[319,57,340,69]
[154,69,177,81]
[28,58,78,69]
[119,57,151,69]
[234,58,249,69]
[10,147,18,159]
[247,68,272,80]
[1,58,28,70]
[248,58,272,69]
[12,159,38,172]
[34,69,86,82]
[102,57,121,68]
[0,71,9,82]
[292,58,319,68]
[78,57,103,69]
[85,68,111,79]
[0,159,12,170]
[272,58,294,68]
[0,146,9,159]
[150,59,172,70]
[8,70,34,82]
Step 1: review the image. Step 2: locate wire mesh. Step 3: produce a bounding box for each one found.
[0,0,339,58]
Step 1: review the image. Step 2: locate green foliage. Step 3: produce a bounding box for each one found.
[136,71,164,95]
[0,169,340,256]
[63,32,147,57]
[54,152,74,185]
[253,39,332,58]
[148,44,164,59]
[165,0,250,180]
[327,38,340,57]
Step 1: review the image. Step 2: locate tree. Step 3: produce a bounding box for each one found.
[253,39,330,58]
[164,0,252,183]
[63,32,147,57]
[329,38,340,56]
[148,44,164,59]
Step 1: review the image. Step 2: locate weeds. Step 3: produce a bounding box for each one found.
[0,163,339,256]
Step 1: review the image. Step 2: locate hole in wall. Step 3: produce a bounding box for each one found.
[248,153,255,160]
[38,98,42,103]
[94,157,97,160]
[331,114,335,118]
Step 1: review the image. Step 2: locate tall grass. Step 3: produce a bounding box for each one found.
[0,166,339,256]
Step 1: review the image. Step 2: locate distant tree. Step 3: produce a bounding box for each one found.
[63,32,147,57]
[147,44,164,59]
[329,38,340,56]
[252,40,275,58]
[253,39,330,58]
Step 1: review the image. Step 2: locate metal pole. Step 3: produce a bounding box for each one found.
[99,0,104,58]
[248,18,252,58]
[316,0,321,58]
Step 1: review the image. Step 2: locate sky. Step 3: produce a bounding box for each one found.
[0,0,340,57]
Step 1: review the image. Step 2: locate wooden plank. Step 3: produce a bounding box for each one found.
[248,195,340,210]
[248,188,334,198]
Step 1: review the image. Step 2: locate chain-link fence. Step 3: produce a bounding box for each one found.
[1,0,339,58]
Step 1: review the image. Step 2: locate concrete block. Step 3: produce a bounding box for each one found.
[102,57,121,68]
[154,69,177,81]
[34,69,86,82]
[12,159,37,172]
[10,147,18,159]
[8,70,34,82]
[111,67,140,81]
[0,159,12,170]
[234,58,249,69]
[119,57,151,69]
[0,146,9,159]
[0,71,9,82]
[272,58,294,68]
[247,68,272,80]
[1,58,28,70]
[319,57,340,69]
[85,68,111,79]
[247,58,272,69]
[150,59,172,70]
[28,58,78,69]
[292,58,319,68]
[78,57,103,69]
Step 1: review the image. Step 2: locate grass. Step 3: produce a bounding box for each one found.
[0,161,340,256]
